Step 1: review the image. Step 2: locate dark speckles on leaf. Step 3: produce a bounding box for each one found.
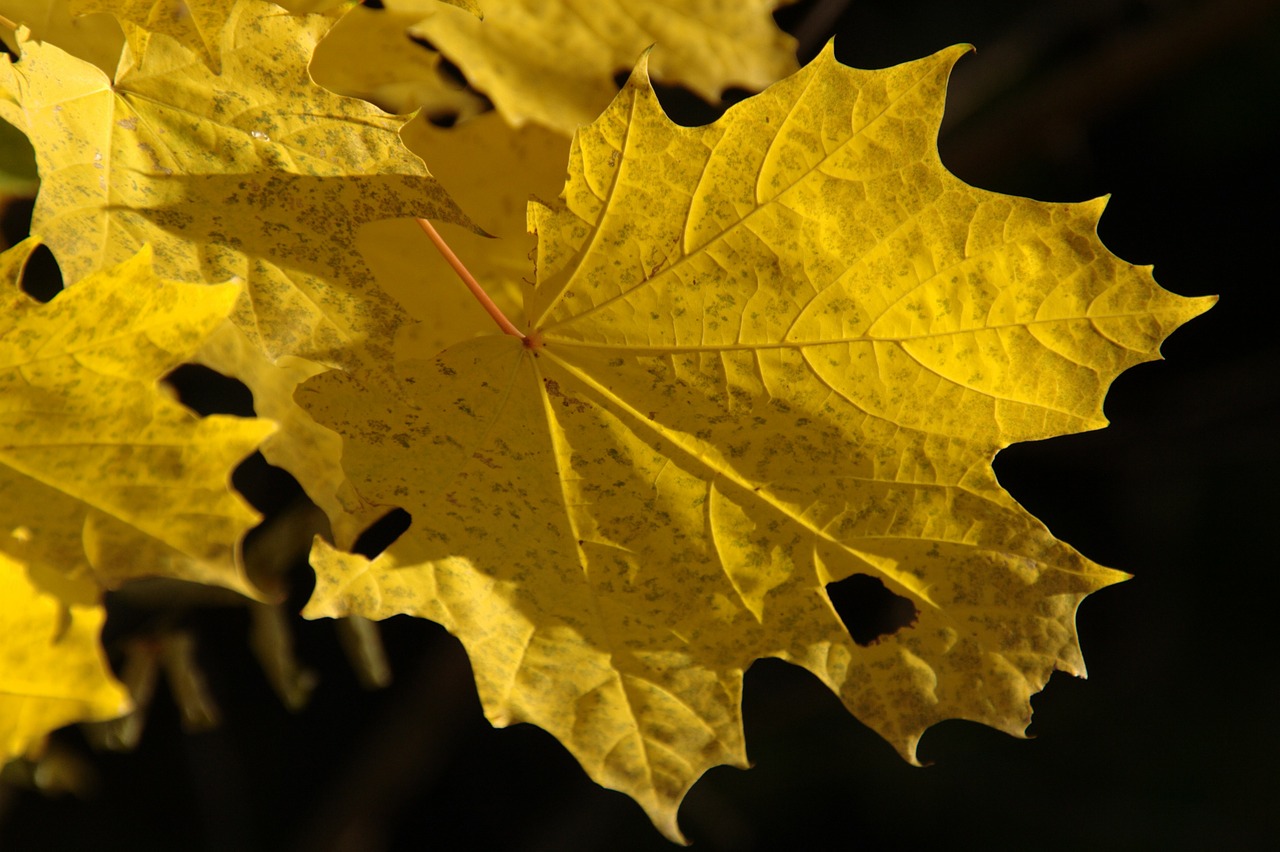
[472,453,502,469]
[542,378,589,413]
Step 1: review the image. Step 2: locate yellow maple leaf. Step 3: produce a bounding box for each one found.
[66,0,249,73]
[67,0,235,73]
[0,0,466,361]
[68,0,475,77]
[407,0,799,133]
[302,44,1213,840]
[0,237,272,595]
[0,0,476,544]
[385,111,569,354]
[0,0,124,76]
[1,552,131,763]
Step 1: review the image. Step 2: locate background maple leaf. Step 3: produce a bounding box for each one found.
[0,553,131,764]
[1,1,1276,850]
[0,238,272,595]
[0,0,480,546]
[307,0,491,121]
[0,0,123,75]
[405,0,801,132]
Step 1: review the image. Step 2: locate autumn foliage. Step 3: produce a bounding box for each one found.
[0,0,1211,843]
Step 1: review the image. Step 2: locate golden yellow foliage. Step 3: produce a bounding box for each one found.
[0,0,123,75]
[0,0,467,361]
[390,111,570,352]
[407,0,799,132]
[0,553,130,763]
[0,238,271,595]
[0,0,476,544]
[308,2,489,120]
[68,0,234,72]
[302,46,1213,840]
[0,2,1215,841]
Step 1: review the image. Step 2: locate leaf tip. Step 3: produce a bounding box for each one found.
[619,44,656,92]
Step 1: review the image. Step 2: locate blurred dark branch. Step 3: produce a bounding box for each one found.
[290,635,477,852]
[790,0,855,59]
[941,0,1280,185]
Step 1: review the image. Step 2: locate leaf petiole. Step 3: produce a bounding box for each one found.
[416,218,525,340]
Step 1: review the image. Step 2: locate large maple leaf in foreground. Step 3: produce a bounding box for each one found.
[302,45,1213,840]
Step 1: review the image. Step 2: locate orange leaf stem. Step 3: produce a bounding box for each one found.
[416,218,524,340]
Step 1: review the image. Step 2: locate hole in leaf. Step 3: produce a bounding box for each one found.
[232,452,304,517]
[649,80,763,128]
[825,573,918,646]
[19,242,63,303]
[363,0,385,8]
[231,454,322,607]
[408,34,470,90]
[1,196,31,241]
[161,364,255,418]
[719,86,754,109]
[771,0,813,31]
[426,111,459,128]
[408,33,437,51]
[352,508,412,559]
[435,55,469,90]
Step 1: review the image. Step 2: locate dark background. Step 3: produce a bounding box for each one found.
[2,0,1277,849]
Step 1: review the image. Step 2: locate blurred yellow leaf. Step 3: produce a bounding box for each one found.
[437,0,481,16]
[0,0,123,76]
[407,0,799,132]
[303,45,1213,840]
[0,238,272,594]
[308,1,488,121]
